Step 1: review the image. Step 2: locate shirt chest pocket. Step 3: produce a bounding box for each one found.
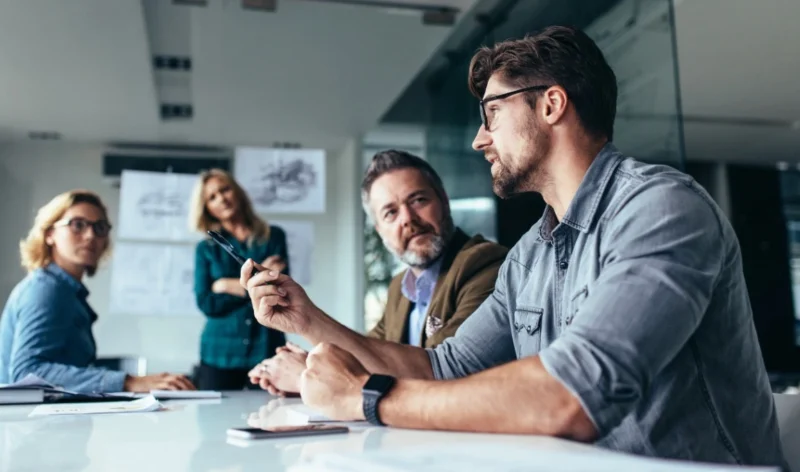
[566,285,589,326]
[513,306,543,357]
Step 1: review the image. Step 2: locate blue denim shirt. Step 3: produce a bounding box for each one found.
[401,257,443,347]
[0,264,126,392]
[428,144,786,467]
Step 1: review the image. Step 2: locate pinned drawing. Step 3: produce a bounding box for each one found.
[136,190,184,218]
[118,170,201,242]
[108,242,201,317]
[235,147,326,214]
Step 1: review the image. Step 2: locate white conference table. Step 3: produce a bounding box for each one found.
[0,391,777,472]
[0,390,613,471]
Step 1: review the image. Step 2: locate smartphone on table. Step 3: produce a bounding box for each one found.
[226,424,349,440]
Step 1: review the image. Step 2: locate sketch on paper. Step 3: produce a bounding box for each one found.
[118,170,202,242]
[252,159,317,207]
[271,220,314,286]
[108,242,201,317]
[235,148,326,214]
[136,190,184,218]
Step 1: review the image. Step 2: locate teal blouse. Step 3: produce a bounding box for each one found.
[193,226,288,370]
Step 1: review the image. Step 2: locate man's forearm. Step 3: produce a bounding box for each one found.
[377,356,598,439]
[304,312,434,380]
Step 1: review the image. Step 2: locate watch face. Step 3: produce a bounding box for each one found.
[363,374,394,395]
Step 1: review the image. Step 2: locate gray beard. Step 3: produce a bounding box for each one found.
[383,216,455,270]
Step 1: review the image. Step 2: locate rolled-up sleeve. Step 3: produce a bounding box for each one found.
[427,262,517,379]
[539,180,723,436]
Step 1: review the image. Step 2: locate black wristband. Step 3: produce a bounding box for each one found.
[363,389,384,426]
[362,374,395,426]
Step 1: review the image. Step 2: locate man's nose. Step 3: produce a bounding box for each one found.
[472,124,492,151]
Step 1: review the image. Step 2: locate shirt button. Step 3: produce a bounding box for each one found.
[242,339,250,345]
[559,260,568,270]
[245,319,252,326]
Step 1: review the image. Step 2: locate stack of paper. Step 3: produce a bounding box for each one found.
[0,374,54,404]
[28,395,163,417]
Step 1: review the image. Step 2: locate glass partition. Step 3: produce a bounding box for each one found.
[367,0,686,330]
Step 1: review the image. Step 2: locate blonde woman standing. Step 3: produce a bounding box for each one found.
[0,190,194,393]
[190,169,288,390]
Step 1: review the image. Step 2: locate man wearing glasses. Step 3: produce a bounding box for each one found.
[241,26,786,467]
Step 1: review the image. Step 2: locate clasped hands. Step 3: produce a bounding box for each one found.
[240,258,369,421]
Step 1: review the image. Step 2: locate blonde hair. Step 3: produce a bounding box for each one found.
[189,168,270,242]
[20,190,112,276]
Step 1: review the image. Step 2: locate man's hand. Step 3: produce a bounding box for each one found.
[300,343,369,421]
[124,373,196,392]
[240,259,321,335]
[248,343,307,396]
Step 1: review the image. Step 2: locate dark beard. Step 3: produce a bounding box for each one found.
[492,164,521,199]
[491,117,550,198]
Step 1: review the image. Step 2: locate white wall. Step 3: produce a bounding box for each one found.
[0,140,363,374]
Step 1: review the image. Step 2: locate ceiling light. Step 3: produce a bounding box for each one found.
[28,131,62,141]
[242,0,277,12]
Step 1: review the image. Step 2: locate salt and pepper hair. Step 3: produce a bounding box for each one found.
[360,150,450,223]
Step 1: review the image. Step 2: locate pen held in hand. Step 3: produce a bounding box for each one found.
[207,230,260,278]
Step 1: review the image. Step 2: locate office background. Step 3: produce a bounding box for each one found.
[0,0,799,380]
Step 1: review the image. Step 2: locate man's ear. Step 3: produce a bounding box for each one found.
[542,86,568,126]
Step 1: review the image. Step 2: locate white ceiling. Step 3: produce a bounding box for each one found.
[0,1,159,143]
[0,0,797,165]
[0,0,477,151]
[674,0,800,164]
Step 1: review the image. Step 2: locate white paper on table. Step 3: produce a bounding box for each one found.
[150,390,221,399]
[235,147,326,214]
[287,443,781,472]
[118,170,202,242]
[285,404,367,425]
[28,395,163,417]
[108,242,200,317]
[269,220,314,285]
[0,374,54,389]
[108,390,221,400]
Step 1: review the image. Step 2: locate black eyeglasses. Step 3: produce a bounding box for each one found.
[479,85,552,131]
[53,218,112,238]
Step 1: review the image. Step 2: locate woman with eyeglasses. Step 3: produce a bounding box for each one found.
[0,190,195,393]
[189,169,288,390]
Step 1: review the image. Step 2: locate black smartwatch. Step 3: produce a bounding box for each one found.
[362,374,396,426]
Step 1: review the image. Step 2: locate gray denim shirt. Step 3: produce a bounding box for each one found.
[428,144,787,468]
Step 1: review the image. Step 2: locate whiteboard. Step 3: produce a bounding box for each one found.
[270,220,314,286]
[108,242,201,317]
[118,170,202,242]
[235,148,326,214]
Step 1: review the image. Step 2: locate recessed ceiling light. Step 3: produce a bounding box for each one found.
[28,131,62,140]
